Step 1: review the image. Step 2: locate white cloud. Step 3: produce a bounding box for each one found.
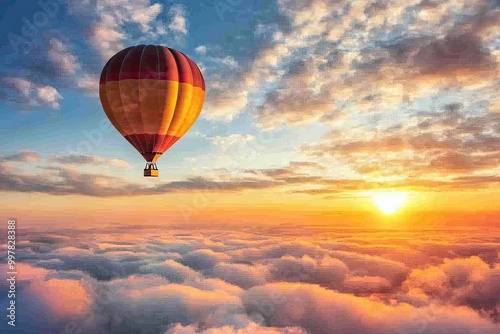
[195,45,207,55]
[168,4,188,37]
[165,323,307,333]
[202,0,497,129]
[2,77,63,110]
[76,74,99,96]
[212,134,255,150]
[221,56,238,68]
[91,24,127,60]
[91,0,168,59]
[36,86,63,109]
[7,226,500,333]
[47,38,80,75]
[131,3,163,32]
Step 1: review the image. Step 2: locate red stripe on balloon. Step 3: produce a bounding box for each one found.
[184,53,205,91]
[168,48,193,86]
[101,46,204,90]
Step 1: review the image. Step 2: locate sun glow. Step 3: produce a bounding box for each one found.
[373,191,409,215]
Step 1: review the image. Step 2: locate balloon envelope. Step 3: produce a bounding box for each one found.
[99,45,205,163]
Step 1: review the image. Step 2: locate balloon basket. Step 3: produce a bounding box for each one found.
[144,169,159,177]
[144,162,159,177]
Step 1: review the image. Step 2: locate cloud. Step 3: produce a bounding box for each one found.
[89,0,168,59]
[168,4,188,37]
[1,148,498,197]
[195,45,207,55]
[0,151,41,162]
[1,77,63,110]
[406,31,496,78]
[203,76,249,122]
[25,278,92,318]
[165,323,307,333]
[139,260,200,283]
[0,163,142,197]
[300,102,499,190]
[343,275,393,294]
[9,225,500,333]
[211,263,270,289]
[243,282,499,334]
[181,249,231,270]
[0,162,281,196]
[73,73,99,96]
[255,54,336,129]
[47,38,80,75]
[402,256,500,321]
[48,154,129,168]
[1,1,189,105]
[212,134,255,150]
[199,0,498,128]
[0,153,303,196]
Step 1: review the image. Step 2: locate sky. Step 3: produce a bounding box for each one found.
[0,0,499,226]
[0,1,499,333]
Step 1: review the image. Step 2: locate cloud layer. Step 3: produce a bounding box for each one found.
[2,224,499,333]
[1,150,498,197]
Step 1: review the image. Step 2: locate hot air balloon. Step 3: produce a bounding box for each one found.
[99,45,205,177]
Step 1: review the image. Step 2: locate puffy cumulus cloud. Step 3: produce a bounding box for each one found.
[211,263,270,289]
[25,278,92,319]
[343,275,393,294]
[103,282,242,332]
[402,256,500,321]
[6,36,94,99]
[0,77,63,110]
[139,259,200,283]
[4,266,93,333]
[404,31,496,79]
[0,262,50,290]
[168,4,188,37]
[76,73,100,96]
[255,56,336,129]
[300,102,499,191]
[195,45,207,55]
[3,1,179,103]
[201,0,498,127]
[236,241,409,289]
[47,38,80,75]
[324,250,409,286]
[203,76,249,122]
[181,249,231,270]
[89,0,168,59]
[242,282,499,334]
[265,255,348,288]
[165,323,307,333]
[9,226,500,332]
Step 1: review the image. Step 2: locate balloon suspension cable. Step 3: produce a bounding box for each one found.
[144,162,158,170]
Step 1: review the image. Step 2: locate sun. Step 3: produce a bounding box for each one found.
[372,191,408,215]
